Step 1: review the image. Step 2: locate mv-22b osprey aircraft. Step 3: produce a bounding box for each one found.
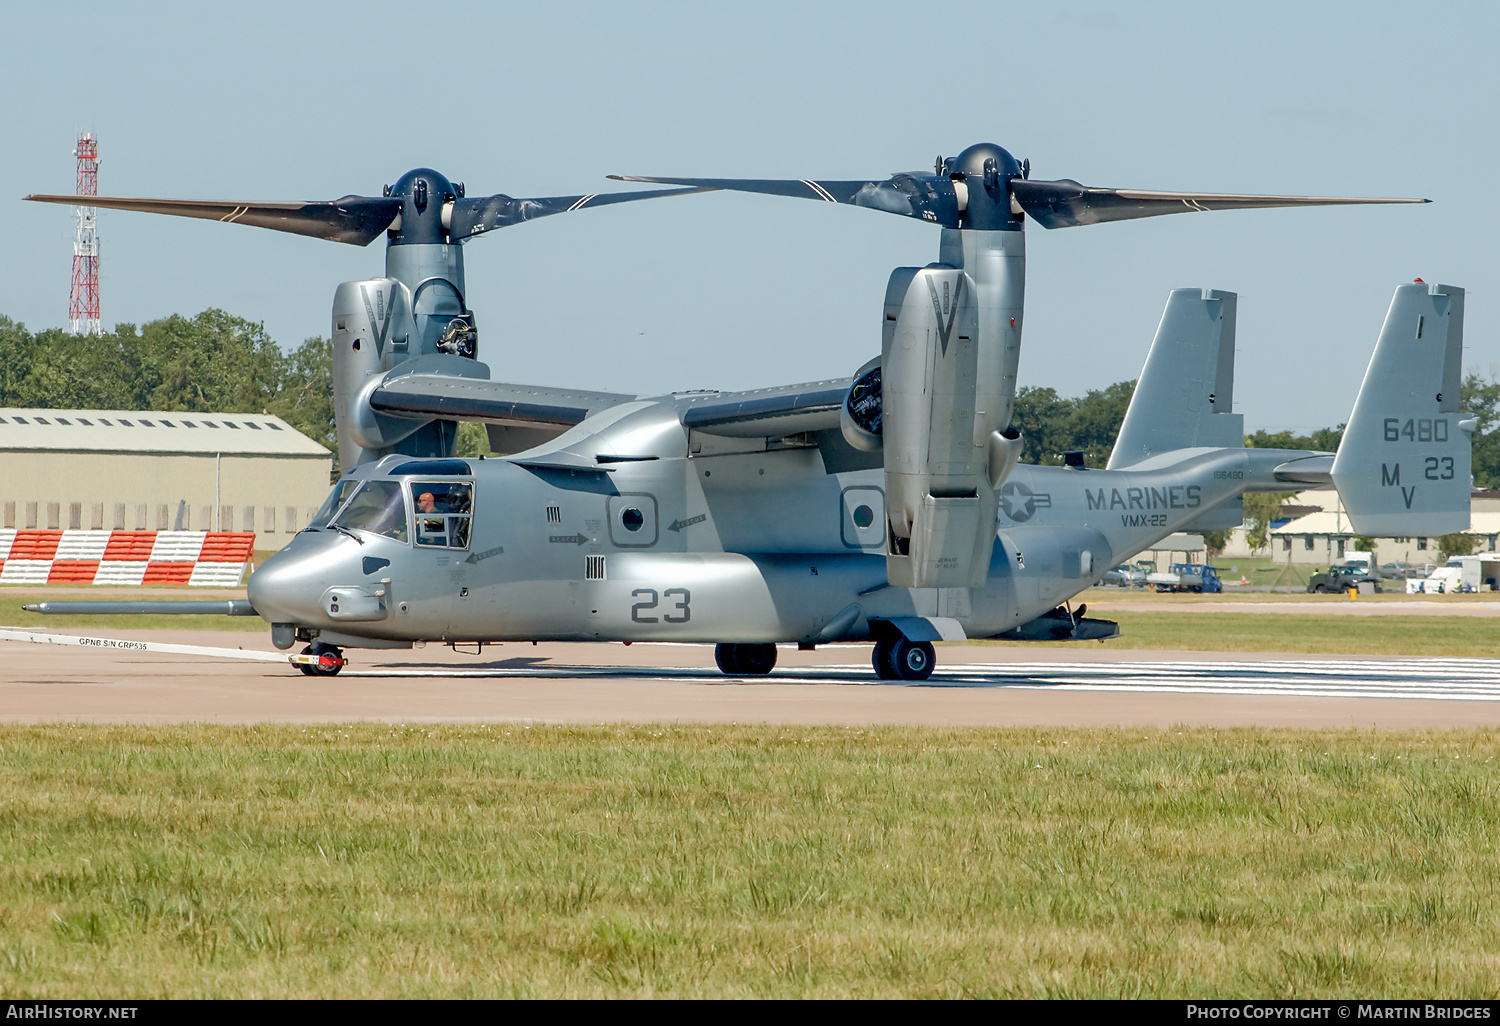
[26,145,1467,679]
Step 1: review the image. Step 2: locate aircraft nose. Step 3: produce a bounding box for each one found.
[247,535,348,625]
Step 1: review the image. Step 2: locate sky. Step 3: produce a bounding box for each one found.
[2,0,1495,432]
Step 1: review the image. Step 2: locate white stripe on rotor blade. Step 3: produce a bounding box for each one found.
[801,180,837,202]
[567,195,597,212]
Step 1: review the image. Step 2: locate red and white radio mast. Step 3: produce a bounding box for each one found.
[68,132,100,336]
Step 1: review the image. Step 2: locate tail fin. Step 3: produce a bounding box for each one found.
[1108,288,1243,468]
[1109,288,1245,531]
[1331,282,1471,536]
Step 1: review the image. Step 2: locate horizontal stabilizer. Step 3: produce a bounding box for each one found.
[1272,454,1334,486]
[1331,283,1471,536]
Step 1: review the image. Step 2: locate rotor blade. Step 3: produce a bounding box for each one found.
[1010,179,1430,230]
[23,193,402,246]
[608,174,962,227]
[448,186,711,241]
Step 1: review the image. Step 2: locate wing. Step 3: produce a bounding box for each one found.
[369,376,635,426]
[676,379,850,437]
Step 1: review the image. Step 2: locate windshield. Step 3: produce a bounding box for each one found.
[330,480,409,542]
[308,478,361,530]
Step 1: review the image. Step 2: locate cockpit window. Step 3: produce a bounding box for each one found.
[308,478,361,530]
[331,480,409,542]
[411,481,473,549]
[391,459,471,476]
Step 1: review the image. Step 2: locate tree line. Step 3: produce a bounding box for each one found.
[0,311,335,452]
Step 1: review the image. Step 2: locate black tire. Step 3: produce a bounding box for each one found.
[735,644,777,675]
[889,639,935,681]
[872,638,899,680]
[301,642,343,676]
[715,643,777,676]
[714,643,741,675]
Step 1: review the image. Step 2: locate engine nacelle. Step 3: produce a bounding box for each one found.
[331,277,481,471]
[332,279,422,469]
[881,228,1026,588]
[840,356,883,452]
[841,358,1024,482]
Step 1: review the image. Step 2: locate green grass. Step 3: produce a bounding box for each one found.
[1234,556,1316,585]
[1,724,1498,998]
[980,611,1500,657]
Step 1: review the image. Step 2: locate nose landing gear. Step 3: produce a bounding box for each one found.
[872,637,935,681]
[291,642,346,676]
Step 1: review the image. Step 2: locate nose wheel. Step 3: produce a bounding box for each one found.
[292,642,345,676]
[872,638,935,681]
[714,643,777,676]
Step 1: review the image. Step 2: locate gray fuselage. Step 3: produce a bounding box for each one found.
[247,400,1314,649]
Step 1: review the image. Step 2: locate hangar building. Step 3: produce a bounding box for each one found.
[0,409,334,553]
[1216,487,1500,566]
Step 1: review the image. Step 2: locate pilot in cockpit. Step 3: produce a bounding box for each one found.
[412,483,472,547]
[417,491,446,539]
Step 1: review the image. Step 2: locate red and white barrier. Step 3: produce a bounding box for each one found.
[0,530,255,586]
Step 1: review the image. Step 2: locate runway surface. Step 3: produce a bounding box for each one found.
[2,627,1498,729]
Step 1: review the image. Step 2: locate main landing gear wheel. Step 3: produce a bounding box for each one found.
[714,643,777,676]
[872,638,935,681]
[297,642,345,676]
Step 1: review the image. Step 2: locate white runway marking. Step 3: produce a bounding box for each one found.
[340,657,1500,702]
[927,660,1500,702]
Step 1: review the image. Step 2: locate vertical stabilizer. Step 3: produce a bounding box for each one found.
[1108,289,1244,531]
[1108,288,1243,468]
[1331,282,1471,536]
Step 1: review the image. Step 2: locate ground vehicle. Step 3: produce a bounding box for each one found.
[1306,565,1382,593]
[1408,565,1460,593]
[1147,563,1223,593]
[1102,560,1154,587]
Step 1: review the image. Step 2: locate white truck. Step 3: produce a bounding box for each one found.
[1146,563,1223,594]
